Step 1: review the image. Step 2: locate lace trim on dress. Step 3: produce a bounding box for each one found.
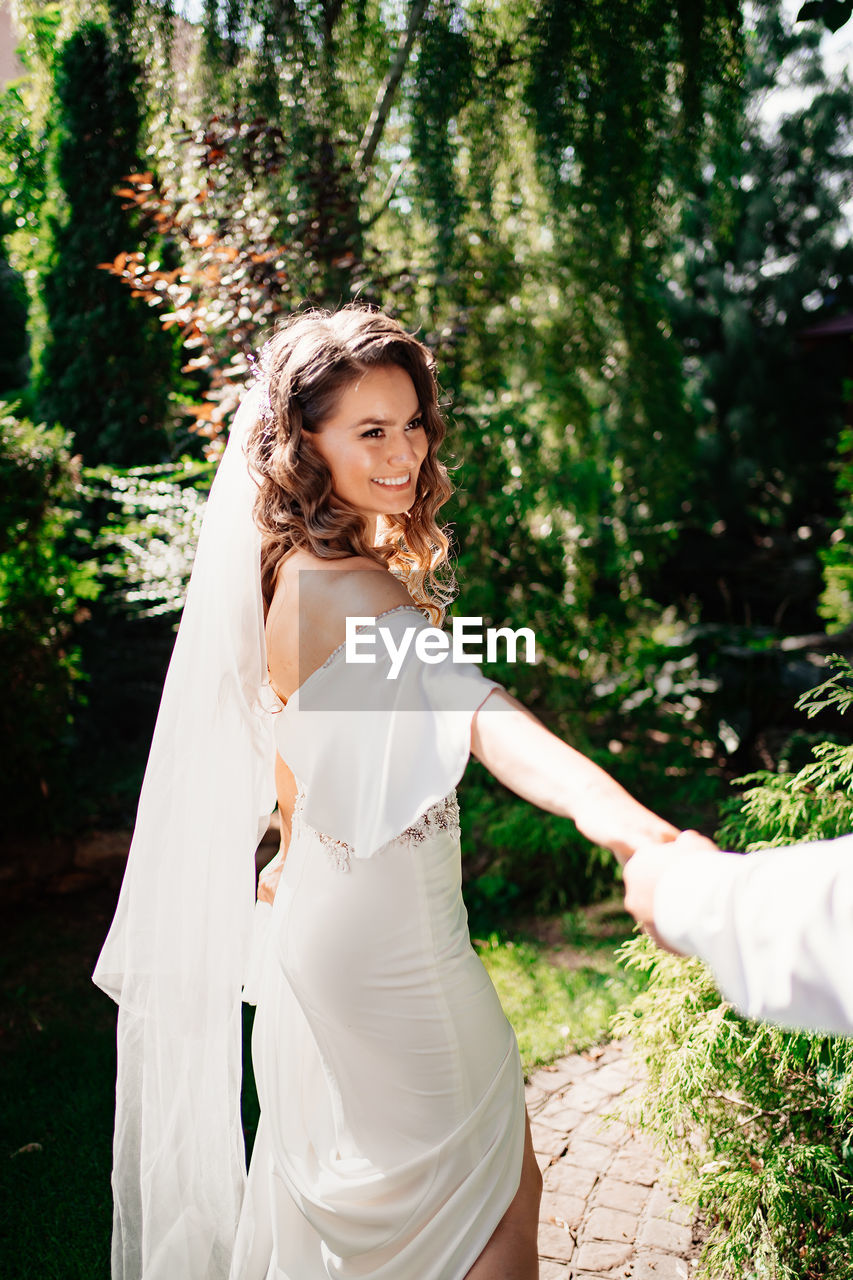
[307,603,428,681]
[292,785,461,872]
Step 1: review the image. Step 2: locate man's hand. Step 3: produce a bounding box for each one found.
[623,830,719,952]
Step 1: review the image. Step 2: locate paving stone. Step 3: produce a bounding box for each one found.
[530,1121,568,1159]
[526,1066,566,1094]
[524,1083,551,1116]
[572,1112,623,1143]
[536,1101,586,1135]
[563,1137,614,1173]
[591,1175,650,1216]
[590,1039,628,1065]
[562,1080,611,1114]
[561,1108,588,1135]
[537,1219,576,1261]
[631,1251,690,1279]
[543,1160,599,1200]
[617,1084,645,1112]
[529,1063,589,1092]
[584,1206,638,1245]
[646,1186,694,1226]
[573,1239,633,1272]
[540,1191,585,1233]
[607,1148,660,1187]
[538,1261,570,1279]
[533,1041,698,1279]
[562,1054,601,1078]
[572,1274,625,1280]
[589,1060,635,1097]
[637,1216,694,1254]
[539,1093,586,1120]
[573,1114,633,1148]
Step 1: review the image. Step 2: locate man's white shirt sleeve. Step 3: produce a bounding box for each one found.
[653,835,853,1035]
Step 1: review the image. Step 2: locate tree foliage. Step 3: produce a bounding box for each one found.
[655,10,853,631]
[37,16,176,464]
[820,422,853,630]
[0,247,29,395]
[3,0,852,852]
[83,457,213,617]
[797,0,853,32]
[0,405,100,837]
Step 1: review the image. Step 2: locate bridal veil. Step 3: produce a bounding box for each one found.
[93,384,278,1280]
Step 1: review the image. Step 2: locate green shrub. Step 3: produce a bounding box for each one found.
[614,658,853,1280]
[820,416,853,632]
[0,405,100,837]
[460,758,616,923]
[60,456,215,832]
[38,18,175,465]
[0,248,29,395]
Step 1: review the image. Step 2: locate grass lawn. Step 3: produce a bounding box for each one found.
[1,884,119,1280]
[474,898,647,1072]
[0,882,642,1277]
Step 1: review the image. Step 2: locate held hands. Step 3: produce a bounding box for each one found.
[623,829,719,953]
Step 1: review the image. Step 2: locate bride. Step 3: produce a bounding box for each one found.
[94,306,686,1280]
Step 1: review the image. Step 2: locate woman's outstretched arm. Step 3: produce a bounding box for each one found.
[470,688,679,864]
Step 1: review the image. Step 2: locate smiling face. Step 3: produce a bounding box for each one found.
[310,364,429,541]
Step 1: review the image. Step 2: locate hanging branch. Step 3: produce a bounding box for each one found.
[353,0,430,175]
[363,157,409,229]
[321,0,345,41]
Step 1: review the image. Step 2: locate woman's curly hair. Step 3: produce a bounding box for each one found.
[246,306,456,626]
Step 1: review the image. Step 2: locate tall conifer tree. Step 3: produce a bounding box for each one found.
[38,14,173,464]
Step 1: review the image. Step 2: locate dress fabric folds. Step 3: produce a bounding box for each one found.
[234,608,527,1279]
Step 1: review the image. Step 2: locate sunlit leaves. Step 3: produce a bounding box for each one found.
[84,461,212,616]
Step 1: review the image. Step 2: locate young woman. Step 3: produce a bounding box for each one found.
[94,306,684,1280]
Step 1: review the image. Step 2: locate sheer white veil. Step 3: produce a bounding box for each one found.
[92,383,278,1280]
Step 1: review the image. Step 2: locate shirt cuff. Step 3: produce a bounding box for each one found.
[653,847,743,957]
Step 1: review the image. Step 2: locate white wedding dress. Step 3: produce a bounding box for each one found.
[231,607,527,1280]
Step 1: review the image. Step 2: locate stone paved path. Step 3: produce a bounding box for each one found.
[526,1038,701,1279]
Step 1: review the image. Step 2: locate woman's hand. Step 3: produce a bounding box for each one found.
[257,847,285,905]
[622,830,720,951]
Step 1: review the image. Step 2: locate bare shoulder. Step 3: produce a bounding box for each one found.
[297,556,414,634]
[268,549,415,697]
